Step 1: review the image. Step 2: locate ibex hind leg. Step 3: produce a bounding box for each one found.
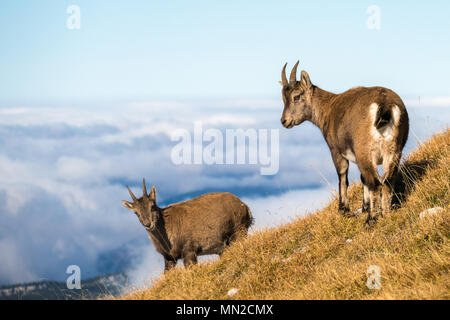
[182,251,198,268]
[381,152,401,215]
[164,257,177,272]
[354,174,370,216]
[359,165,382,228]
[231,226,249,242]
[366,185,382,228]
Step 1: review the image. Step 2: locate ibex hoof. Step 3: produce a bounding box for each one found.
[339,205,352,217]
[364,217,377,229]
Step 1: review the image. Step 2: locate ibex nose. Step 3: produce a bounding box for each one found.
[144,223,154,230]
[281,116,294,128]
[281,117,291,126]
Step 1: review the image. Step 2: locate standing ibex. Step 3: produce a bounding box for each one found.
[280,61,409,227]
[122,180,253,271]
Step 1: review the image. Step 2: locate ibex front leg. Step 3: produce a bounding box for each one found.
[164,257,177,272]
[182,251,198,268]
[359,164,382,228]
[332,153,350,215]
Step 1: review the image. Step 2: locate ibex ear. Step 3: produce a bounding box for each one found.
[300,71,312,89]
[278,81,284,86]
[122,200,134,210]
[149,186,157,201]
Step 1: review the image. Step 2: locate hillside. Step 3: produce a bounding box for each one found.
[123,129,449,300]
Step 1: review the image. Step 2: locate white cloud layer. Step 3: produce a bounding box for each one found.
[405,96,450,107]
[0,99,448,286]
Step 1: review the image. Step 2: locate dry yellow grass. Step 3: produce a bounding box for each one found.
[123,129,449,300]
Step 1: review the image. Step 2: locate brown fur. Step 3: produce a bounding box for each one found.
[122,180,253,271]
[280,61,409,227]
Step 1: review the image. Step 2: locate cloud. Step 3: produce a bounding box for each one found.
[405,96,450,108]
[243,187,334,229]
[0,239,38,284]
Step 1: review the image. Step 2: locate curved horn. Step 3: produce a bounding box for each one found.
[289,60,299,85]
[127,186,137,202]
[142,178,147,197]
[281,63,288,86]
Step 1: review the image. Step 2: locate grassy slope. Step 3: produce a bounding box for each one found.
[124,129,449,300]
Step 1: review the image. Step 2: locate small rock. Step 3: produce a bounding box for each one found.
[294,246,307,254]
[346,239,352,243]
[419,207,444,219]
[271,255,292,263]
[227,288,239,297]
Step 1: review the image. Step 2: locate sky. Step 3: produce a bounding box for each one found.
[0,1,449,287]
[0,0,450,105]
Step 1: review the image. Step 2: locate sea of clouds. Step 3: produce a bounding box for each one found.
[0,99,448,287]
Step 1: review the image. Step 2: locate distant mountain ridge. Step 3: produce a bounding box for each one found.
[0,273,128,300]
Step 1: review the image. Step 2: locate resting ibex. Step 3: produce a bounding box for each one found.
[122,180,253,271]
[280,61,409,227]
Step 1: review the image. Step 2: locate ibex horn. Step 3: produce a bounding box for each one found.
[281,62,288,86]
[127,186,137,202]
[142,178,147,197]
[289,60,299,85]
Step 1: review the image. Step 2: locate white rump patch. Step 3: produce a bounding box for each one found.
[369,102,379,120]
[391,105,401,126]
[369,102,401,167]
[369,103,399,141]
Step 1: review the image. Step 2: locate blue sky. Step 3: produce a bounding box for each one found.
[1,0,449,105]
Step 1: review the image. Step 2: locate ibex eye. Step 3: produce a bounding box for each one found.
[293,95,301,101]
